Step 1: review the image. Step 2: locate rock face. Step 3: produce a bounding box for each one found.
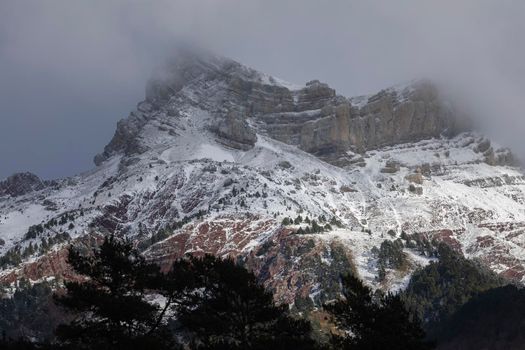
[261,81,463,165]
[93,107,152,166]
[0,172,47,197]
[212,109,257,150]
[94,49,465,167]
[348,82,460,150]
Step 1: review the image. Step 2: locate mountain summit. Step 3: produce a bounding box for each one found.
[0,49,523,307]
[95,48,469,168]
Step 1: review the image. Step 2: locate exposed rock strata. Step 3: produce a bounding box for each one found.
[94,51,468,167]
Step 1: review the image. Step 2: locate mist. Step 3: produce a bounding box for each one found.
[1,0,524,180]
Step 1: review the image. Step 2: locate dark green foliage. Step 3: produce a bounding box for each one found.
[293,294,315,313]
[294,220,332,235]
[310,220,322,233]
[24,242,35,257]
[52,237,319,349]
[37,232,71,255]
[169,254,317,350]
[58,213,75,226]
[374,239,407,282]
[137,211,208,251]
[55,236,177,350]
[295,227,306,234]
[0,247,22,268]
[43,218,58,229]
[402,244,505,331]
[0,281,63,342]
[400,233,439,257]
[281,217,292,226]
[307,243,358,309]
[325,274,432,350]
[433,284,525,349]
[293,215,303,224]
[24,224,44,240]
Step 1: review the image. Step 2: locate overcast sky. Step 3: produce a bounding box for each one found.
[1,1,525,179]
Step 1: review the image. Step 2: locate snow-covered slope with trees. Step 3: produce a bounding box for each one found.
[1,48,524,306]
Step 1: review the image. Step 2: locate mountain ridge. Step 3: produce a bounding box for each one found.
[94,48,473,168]
[1,49,524,308]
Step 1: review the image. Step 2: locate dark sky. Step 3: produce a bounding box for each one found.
[1,1,525,180]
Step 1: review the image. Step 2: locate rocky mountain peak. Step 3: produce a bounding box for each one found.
[94,49,468,169]
[0,172,46,197]
[1,50,525,315]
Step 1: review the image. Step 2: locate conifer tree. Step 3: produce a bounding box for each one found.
[325,274,432,350]
[55,236,178,350]
[169,255,317,350]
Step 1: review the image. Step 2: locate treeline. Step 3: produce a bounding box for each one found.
[281,214,343,234]
[401,243,507,339]
[137,210,207,251]
[3,236,521,349]
[0,236,431,350]
[0,232,71,269]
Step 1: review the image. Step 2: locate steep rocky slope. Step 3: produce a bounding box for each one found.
[0,49,523,307]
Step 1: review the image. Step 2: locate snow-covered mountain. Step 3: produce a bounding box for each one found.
[1,48,524,306]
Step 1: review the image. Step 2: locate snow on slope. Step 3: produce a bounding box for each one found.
[1,53,525,299]
[2,113,525,291]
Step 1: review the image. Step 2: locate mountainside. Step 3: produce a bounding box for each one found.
[1,48,524,307]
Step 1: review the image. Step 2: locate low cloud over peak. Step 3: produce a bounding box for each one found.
[1,0,525,179]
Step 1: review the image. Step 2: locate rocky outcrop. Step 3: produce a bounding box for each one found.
[93,50,467,168]
[143,217,356,306]
[93,106,152,166]
[0,172,47,197]
[296,80,337,110]
[256,81,463,165]
[212,109,257,150]
[347,82,460,152]
[473,138,517,166]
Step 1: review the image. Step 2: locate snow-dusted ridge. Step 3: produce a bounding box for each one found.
[1,51,524,303]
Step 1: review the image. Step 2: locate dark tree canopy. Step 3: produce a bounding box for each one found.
[55,235,178,350]
[0,280,63,341]
[435,284,525,350]
[52,236,317,350]
[168,254,316,350]
[402,243,504,331]
[325,274,432,350]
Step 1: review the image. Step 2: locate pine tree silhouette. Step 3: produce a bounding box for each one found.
[54,235,178,350]
[167,254,317,350]
[325,274,433,350]
[54,237,319,349]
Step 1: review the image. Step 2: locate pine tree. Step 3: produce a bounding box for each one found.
[311,220,321,233]
[54,236,178,349]
[325,274,432,350]
[294,215,303,224]
[169,255,317,350]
